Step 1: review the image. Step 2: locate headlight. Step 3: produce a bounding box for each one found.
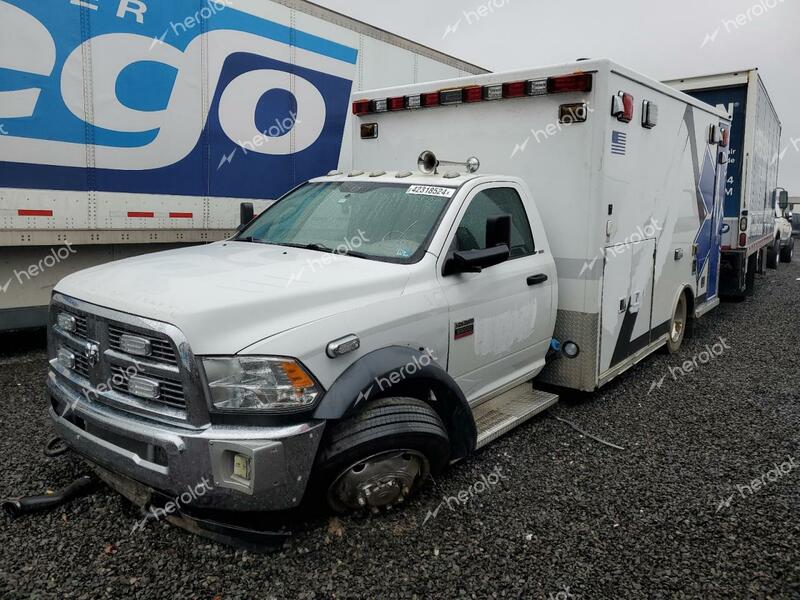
[202,357,321,412]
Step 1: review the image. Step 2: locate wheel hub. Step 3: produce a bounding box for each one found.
[671,295,687,342]
[328,450,428,512]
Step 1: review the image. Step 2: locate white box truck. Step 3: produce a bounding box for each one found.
[348,58,732,392]
[45,59,730,545]
[665,69,785,296]
[0,0,484,331]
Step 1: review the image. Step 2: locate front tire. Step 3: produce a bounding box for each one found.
[666,291,688,354]
[780,238,794,263]
[313,397,450,514]
[766,238,780,269]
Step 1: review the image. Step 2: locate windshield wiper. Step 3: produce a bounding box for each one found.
[273,242,332,252]
[278,242,370,260]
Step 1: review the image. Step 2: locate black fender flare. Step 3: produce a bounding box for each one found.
[313,346,476,459]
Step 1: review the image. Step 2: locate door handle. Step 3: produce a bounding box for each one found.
[527,274,548,286]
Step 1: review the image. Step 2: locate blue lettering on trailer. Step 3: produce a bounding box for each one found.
[0,0,358,199]
[684,86,747,218]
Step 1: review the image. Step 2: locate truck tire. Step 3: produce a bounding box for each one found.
[666,291,688,354]
[780,238,794,263]
[745,251,758,296]
[312,397,450,514]
[766,238,780,269]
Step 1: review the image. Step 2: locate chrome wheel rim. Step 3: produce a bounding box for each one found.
[671,294,687,343]
[327,450,429,513]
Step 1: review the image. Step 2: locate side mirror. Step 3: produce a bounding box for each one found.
[444,245,510,275]
[777,190,789,211]
[239,202,255,230]
[486,214,512,249]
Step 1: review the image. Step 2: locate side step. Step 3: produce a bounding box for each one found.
[474,386,559,449]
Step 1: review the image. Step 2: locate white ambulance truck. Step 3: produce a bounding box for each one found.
[665,69,784,297]
[46,60,730,542]
[0,0,483,331]
[348,58,732,391]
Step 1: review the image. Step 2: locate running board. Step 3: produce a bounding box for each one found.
[474,385,559,449]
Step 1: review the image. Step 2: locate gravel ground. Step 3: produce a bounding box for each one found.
[1,265,798,600]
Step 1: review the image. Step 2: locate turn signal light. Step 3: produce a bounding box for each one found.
[281,361,316,390]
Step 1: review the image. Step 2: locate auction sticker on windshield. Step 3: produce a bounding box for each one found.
[406,185,457,198]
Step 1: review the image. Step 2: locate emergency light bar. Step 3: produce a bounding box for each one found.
[352,73,593,116]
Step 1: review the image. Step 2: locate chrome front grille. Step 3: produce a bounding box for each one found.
[50,300,195,422]
[73,353,91,379]
[109,366,187,409]
[108,324,178,365]
[74,313,89,338]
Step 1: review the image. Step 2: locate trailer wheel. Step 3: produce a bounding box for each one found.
[766,238,780,269]
[780,238,794,263]
[312,397,450,514]
[666,292,688,354]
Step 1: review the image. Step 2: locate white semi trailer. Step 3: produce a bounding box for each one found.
[0,0,484,331]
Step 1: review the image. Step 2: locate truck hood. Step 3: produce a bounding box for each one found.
[55,242,411,354]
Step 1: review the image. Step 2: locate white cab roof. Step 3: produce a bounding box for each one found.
[311,170,494,188]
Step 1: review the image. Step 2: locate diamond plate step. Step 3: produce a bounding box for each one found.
[474,386,559,449]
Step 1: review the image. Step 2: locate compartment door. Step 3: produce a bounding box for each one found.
[600,239,656,373]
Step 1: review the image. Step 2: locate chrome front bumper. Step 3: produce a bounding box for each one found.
[48,370,325,512]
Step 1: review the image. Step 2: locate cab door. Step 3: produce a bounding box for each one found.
[437,184,555,404]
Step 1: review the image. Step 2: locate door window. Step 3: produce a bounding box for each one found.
[452,188,536,258]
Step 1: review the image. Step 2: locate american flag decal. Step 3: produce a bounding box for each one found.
[611,130,627,155]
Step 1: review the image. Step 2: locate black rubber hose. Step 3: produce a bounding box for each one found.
[1,475,95,519]
[44,436,69,458]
